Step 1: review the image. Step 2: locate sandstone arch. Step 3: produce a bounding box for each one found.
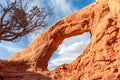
[9,0,110,71]
[3,0,120,79]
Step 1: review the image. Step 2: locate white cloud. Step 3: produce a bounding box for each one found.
[0,43,22,54]
[27,0,41,10]
[49,0,77,17]
[58,42,85,55]
[50,0,76,15]
[48,39,88,70]
[48,33,90,70]
[27,28,45,42]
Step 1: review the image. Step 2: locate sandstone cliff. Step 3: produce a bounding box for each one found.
[1,0,120,80]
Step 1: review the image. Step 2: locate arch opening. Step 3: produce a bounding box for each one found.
[48,32,90,70]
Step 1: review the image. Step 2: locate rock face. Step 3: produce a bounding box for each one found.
[1,0,120,80]
[0,60,52,80]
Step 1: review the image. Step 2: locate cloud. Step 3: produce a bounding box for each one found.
[48,41,86,70]
[27,28,45,42]
[49,0,77,16]
[49,0,76,19]
[27,0,41,10]
[0,43,22,54]
[48,33,90,70]
[58,42,85,55]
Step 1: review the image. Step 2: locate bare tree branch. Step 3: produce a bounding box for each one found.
[0,0,53,41]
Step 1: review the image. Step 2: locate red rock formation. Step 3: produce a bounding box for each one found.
[1,0,120,80]
[48,0,120,79]
[9,0,94,70]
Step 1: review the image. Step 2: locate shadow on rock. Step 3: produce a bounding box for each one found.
[0,60,52,80]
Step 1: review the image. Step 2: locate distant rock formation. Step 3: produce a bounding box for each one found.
[1,0,120,80]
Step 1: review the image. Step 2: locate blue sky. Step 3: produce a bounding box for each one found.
[0,0,95,70]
